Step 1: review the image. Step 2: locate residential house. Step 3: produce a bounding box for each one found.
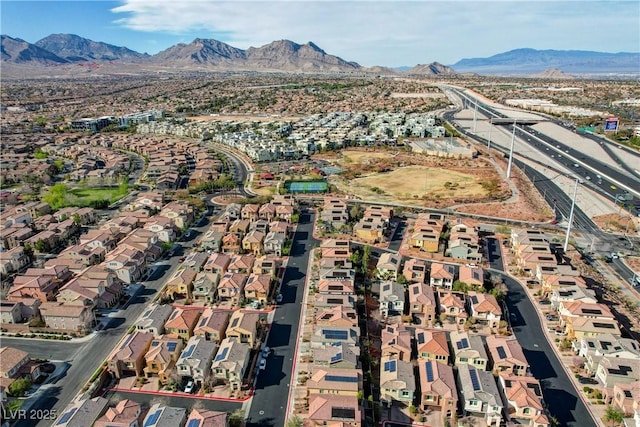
[430,262,456,289]
[320,239,352,260]
[222,203,241,221]
[136,303,174,337]
[550,285,597,308]
[376,253,401,280]
[144,216,178,243]
[39,301,95,334]
[486,335,529,377]
[595,357,640,388]
[315,305,358,328]
[380,356,415,404]
[221,233,241,254]
[567,317,622,341]
[165,268,197,299]
[94,399,144,427]
[143,335,184,384]
[408,282,437,326]
[467,292,502,329]
[458,266,485,290]
[409,229,440,253]
[225,310,262,348]
[55,397,109,427]
[311,325,360,349]
[381,324,412,362]
[416,329,449,362]
[450,331,489,371]
[141,403,187,427]
[217,272,248,303]
[244,273,272,305]
[176,335,217,386]
[0,347,29,379]
[579,333,640,375]
[498,373,549,427]
[402,258,428,284]
[0,246,29,275]
[457,364,503,427]
[241,204,260,221]
[252,255,280,277]
[353,217,385,243]
[159,201,194,229]
[558,301,614,328]
[242,230,265,255]
[227,254,255,274]
[306,366,362,397]
[378,281,405,321]
[418,359,458,422]
[258,203,277,221]
[541,274,586,296]
[0,301,24,324]
[610,381,640,416]
[312,293,357,310]
[204,253,231,275]
[229,219,250,237]
[193,308,230,343]
[185,409,227,427]
[103,247,146,284]
[164,307,202,341]
[438,290,468,326]
[181,252,208,273]
[191,272,219,304]
[108,331,154,379]
[307,394,361,427]
[312,342,360,369]
[210,338,251,391]
[263,231,286,256]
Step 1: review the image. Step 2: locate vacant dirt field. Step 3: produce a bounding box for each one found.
[592,213,639,234]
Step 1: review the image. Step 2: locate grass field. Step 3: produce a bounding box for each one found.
[350,165,486,200]
[340,150,394,163]
[66,187,128,205]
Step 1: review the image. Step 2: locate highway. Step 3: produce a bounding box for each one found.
[486,238,597,427]
[247,210,318,426]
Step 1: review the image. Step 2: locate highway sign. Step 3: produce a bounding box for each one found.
[604,117,619,132]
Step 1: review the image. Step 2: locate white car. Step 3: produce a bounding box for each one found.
[276,293,283,304]
[184,380,194,393]
[262,346,270,358]
[258,359,267,370]
[465,263,478,268]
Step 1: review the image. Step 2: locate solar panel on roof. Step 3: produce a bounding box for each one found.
[330,352,343,363]
[496,346,507,359]
[214,346,229,361]
[167,342,177,352]
[182,345,195,358]
[412,286,420,295]
[417,332,425,344]
[384,360,397,372]
[426,361,434,381]
[457,338,469,350]
[470,295,479,305]
[198,316,208,327]
[56,408,77,425]
[323,329,348,340]
[469,368,481,391]
[119,333,134,350]
[144,409,162,427]
[331,407,356,419]
[151,341,159,347]
[593,322,615,329]
[187,419,202,427]
[325,374,358,383]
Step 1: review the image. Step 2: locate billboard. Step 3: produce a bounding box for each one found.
[604,117,619,132]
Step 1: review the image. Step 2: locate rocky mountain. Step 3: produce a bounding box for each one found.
[151,38,246,66]
[452,48,640,75]
[1,34,69,65]
[245,40,360,72]
[407,62,456,75]
[35,34,148,62]
[533,68,575,80]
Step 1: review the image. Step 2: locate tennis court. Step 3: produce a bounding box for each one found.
[284,180,328,193]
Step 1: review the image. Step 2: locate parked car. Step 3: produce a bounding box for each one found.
[184,380,194,393]
[262,346,271,358]
[276,293,283,304]
[539,299,551,305]
[578,377,598,385]
[465,263,478,268]
[258,359,267,370]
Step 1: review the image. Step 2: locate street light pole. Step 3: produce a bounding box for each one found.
[564,176,579,252]
[487,120,493,149]
[473,100,478,133]
[506,121,517,178]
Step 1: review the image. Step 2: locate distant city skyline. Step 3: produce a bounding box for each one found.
[2,0,639,67]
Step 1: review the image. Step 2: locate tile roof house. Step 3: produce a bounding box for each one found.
[307,394,361,427]
[450,331,489,371]
[0,347,30,379]
[164,307,202,341]
[55,396,109,427]
[141,403,187,427]
[263,231,286,256]
[320,239,352,260]
[486,335,529,377]
[136,303,174,337]
[242,230,265,255]
[565,317,621,341]
[244,273,272,305]
[193,307,230,343]
[381,324,412,362]
[315,305,358,328]
[143,335,184,385]
[415,328,450,362]
[211,337,251,391]
[192,271,220,304]
[176,335,217,386]
[39,301,95,334]
[204,253,231,275]
[418,359,458,423]
[437,290,468,326]
[430,262,456,289]
[467,292,502,329]
[185,408,227,427]
[311,325,360,349]
[225,310,262,348]
[217,272,248,303]
[312,342,360,369]
[108,331,154,379]
[227,254,255,274]
[312,293,357,310]
[94,399,144,427]
[409,229,440,253]
[579,333,640,375]
[165,268,197,299]
[375,253,401,280]
[408,282,437,327]
[306,366,363,397]
[498,373,549,427]
[402,257,428,284]
[610,380,640,416]
[595,357,640,388]
[458,265,485,289]
[378,281,405,321]
[380,356,415,404]
[456,364,503,427]
[550,285,597,308]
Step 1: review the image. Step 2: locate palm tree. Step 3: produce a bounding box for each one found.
[603,405,624,426]
[286,416,303,427]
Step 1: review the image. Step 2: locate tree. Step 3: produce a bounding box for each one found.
[34,238,48,253]
[603,406,624,426]
[8,377,32,397]
[286,416,303,427]
[229,408,245,427]
[349,204,363,222]
[72,213,82,226]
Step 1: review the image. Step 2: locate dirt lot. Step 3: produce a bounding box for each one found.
[592,213,639,234]
[317,148,553,222]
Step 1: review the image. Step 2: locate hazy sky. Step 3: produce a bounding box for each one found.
[2,0,639,67]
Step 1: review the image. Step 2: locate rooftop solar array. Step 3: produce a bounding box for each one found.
[182,345,195,358]
[214,346,229,362]
[425,361,434,382]
[144,409,162,427]
[456,338,469,350]
[56,408,77,425]
[331,407,356,419]
[167,342,177,352]
[383,360,397,372]
[186,419,202,427]
[325,374,358,383]
[323,329,348,340]
[496,346,507,359]
[469,368,481,391]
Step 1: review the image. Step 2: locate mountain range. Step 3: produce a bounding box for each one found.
[1,34,638,76]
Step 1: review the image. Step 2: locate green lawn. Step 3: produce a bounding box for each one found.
[68,187,127,203]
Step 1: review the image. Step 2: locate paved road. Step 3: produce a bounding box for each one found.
[247,210,318,427]
[486,237,597,427]
[5,255,184,427]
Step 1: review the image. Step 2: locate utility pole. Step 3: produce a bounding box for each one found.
[506,121,517,178]
[487,119,493,149]
[564,176,579,252]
